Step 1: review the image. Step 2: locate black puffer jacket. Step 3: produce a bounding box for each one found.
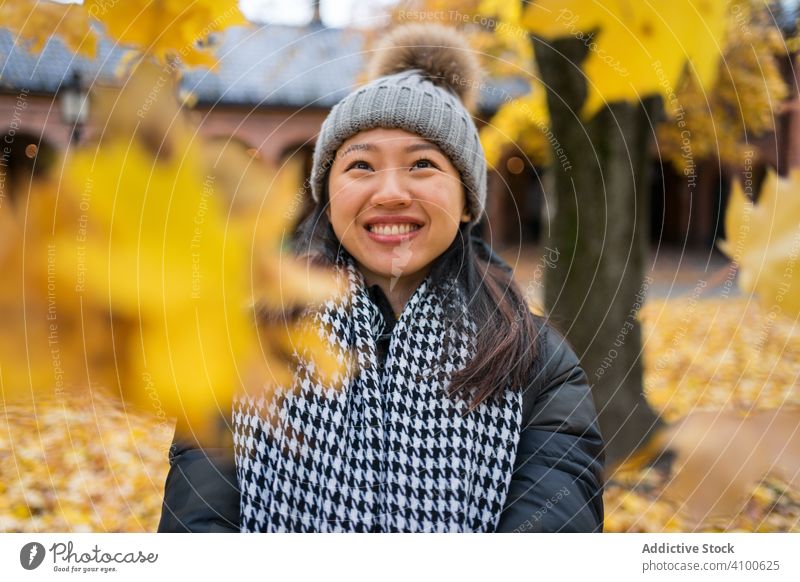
[157,312,605,533]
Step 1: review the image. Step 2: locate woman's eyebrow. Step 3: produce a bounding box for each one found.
[404,142,442,154]
[340,143,375,156]
[339,141,442,156]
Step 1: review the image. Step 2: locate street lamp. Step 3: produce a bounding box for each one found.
[59,70,89,143]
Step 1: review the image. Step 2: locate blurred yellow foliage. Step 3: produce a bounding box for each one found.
[0,62,343,444]
[521,0,728,119]
[2,0,247,69]
[475,0,787,173]
[0,0,97,58]
[657,1,788,171]
[86,0,247,69]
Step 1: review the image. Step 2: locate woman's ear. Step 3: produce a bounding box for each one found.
[460,207,471,223]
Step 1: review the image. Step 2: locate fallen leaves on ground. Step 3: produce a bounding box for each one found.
[1,295,798,531]
[605,296,800,532]
[0,391,173,532]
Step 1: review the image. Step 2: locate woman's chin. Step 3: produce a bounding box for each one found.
[354,259,425,285]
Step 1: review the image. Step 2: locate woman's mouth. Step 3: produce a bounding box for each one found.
[365,222,422,242]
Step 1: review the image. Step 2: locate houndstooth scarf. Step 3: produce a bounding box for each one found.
[233,259,522,532]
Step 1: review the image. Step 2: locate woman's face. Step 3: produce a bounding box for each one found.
[327,127,470,288]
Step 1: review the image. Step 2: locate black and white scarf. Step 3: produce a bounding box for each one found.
[233,259,522,532]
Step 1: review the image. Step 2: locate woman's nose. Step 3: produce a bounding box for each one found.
[370,168,412,207]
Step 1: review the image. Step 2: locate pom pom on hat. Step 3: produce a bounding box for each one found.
[366,23,482,112]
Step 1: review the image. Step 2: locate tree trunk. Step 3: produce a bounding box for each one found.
[533,36,663,463]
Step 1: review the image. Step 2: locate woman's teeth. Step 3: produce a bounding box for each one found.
[368,224,420,235]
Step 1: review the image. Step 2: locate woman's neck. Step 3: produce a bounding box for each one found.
[359,263,430,317]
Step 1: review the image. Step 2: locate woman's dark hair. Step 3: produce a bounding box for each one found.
[293,198,544,410]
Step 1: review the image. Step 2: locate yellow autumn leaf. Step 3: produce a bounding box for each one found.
[660,408,800,525]
[0,206,41,396]
[89,61,189,149]
[85,0,248,70]
[254,313,349,391]
[201,137,346,377]
[522,0,729,118]
[1,177,122,400]
[718,169,800,318]
[201,138,347,388]
[53,141,215,313]
[0,0,97,58]
[2,61,342,443]
[43,140,254,439]
[522,0,609,37]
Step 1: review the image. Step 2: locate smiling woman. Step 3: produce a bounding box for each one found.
[327,128,471,314]
[159,22,605,533]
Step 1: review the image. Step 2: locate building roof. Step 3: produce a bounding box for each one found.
[0,24,529,111]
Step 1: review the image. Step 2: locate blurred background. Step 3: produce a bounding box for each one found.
[1,0,799,532]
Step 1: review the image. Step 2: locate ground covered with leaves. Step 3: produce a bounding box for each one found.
[0,393,172,532]
[1,297,798,532]
[605,296,800,532]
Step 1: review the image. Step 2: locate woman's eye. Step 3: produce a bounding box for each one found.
[347,160,372,171]
[411,158,438,170]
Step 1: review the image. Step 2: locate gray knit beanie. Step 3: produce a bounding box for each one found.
[310,24,486,223]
